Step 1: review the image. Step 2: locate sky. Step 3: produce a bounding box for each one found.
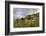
[13,8,39,19]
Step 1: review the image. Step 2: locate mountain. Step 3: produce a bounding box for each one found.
[32,13,39,17]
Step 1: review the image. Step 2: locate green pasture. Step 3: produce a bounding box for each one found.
[13,16,39,28]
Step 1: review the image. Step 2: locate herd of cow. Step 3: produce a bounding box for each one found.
[16,15,34,24]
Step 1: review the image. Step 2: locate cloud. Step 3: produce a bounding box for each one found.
[13,8,39,19]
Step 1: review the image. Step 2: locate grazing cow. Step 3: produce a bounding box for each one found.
[25,15,33,24]
[21,18,25,20]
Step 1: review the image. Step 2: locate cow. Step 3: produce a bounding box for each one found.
[25,15,33,24]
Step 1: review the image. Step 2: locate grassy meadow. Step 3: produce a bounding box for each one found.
[13,16,39,28]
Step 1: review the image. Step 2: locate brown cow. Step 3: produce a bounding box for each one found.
[25,15,33,24]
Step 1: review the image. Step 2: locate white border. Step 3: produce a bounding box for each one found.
[10,4,43,32]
